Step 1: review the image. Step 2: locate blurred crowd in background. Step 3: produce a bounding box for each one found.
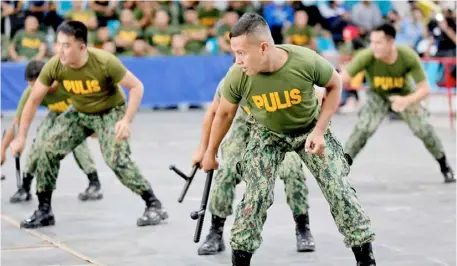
[2,0,455,61]
[1,0,456,113]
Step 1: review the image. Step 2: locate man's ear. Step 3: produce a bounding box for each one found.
[260,42,269,55]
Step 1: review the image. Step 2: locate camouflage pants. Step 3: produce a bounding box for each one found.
[344,92,445,160]
[209,114,308,218]
[230,120,375,253]
[24,111,96,176]
[34,105,152,193]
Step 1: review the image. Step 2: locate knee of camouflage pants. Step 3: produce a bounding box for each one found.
[298,129,375,247]
[278,152,309,216]
[208,165,242,218]
[230,125,286,253]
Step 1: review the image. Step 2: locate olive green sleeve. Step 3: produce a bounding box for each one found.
[313,52,334,87]
[220,66,243,104]
[38,56,59,87]
[15,87,32,120]
[106,54,127,84]
[405,47,426,84]
[345,48,374,77]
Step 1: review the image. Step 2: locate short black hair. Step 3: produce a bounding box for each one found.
[229,13,269,39]
[56,20,88,45]
[25,60,46,81]
[372,23,396,39]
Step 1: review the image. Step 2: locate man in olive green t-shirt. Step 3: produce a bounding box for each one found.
[193,76,316,256]
[341,24,455,184]
[10,21,168,230]
[200,13,376,266]
[1,60,103,204]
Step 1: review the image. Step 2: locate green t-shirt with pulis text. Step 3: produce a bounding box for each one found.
[285,25,314,47]
[38,47,126,114]
[181,23,207,54]
[12,30,47,59]
[221,44,333,134]
[16,86,72,119]
[144,25,181,55]
[345,45,426,98]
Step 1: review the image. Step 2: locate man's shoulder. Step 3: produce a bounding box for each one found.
[277,44,320,70]
[88,47,117,66]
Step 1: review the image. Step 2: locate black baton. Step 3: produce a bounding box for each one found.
[1,130,5,180]
[169,164,199,203]
[190,170,214,243]
[13,125,21,189]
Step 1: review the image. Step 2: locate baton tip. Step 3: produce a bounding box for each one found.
[190,211,199,220]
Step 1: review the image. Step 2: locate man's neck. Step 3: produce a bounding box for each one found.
[263,47,288,73]
[69,50,89,68]
[379,46,398,64]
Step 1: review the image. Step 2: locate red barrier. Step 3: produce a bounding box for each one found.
[324,54,457,129]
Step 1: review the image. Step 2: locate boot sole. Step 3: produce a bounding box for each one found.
[297,246,316,252]
[444,178,456,183]
[136,211,168,227]
[10,195,32,204]
[78,193,103,201]
[20,218,55,229]
[198,243,225,255]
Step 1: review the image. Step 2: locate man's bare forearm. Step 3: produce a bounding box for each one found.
[1,120,17,153]
[206,111,234,155]
[314,82,341,134]
[407,83,430,104]
[199,108,217,151]
[123,86,143,122]
[18,98,41,139]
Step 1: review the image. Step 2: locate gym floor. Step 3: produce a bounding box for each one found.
[1,111,455,266]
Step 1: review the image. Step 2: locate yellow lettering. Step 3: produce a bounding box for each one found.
[62,80,101,94]
[395,77,404,88]
[63,80,72,92]
[252,95,264,109]
[284,90,292,107]
[152,35,172,46]
[291,34,309,46]
[383,77,393,90]
[47,101,69,112]
[21,38,41,49]
[289,89,302,104]
[262,93,277,112]
[81,80,90,94]
[375,76,405,90]
[119,30,138,41]
[74,81,83,94]
[90,80,101,92]
[374,77,382,88]
[274,92,288,109]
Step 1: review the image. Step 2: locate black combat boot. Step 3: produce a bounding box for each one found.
[232,250,252,266]
[10,173,34,203]
[294,214,316,252]
[20,191,55,229]
[198,215,226,255]
[437,156,455,183]
[136,189,168,226]
[78,172,103,201]
[352,242,376,266]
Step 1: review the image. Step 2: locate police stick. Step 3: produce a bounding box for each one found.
[13,124,21,189]
[1,129,5,180]
[190,169,214,243]
[169,164,199,203]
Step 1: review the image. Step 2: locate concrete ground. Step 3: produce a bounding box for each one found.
[1,111,456,266]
